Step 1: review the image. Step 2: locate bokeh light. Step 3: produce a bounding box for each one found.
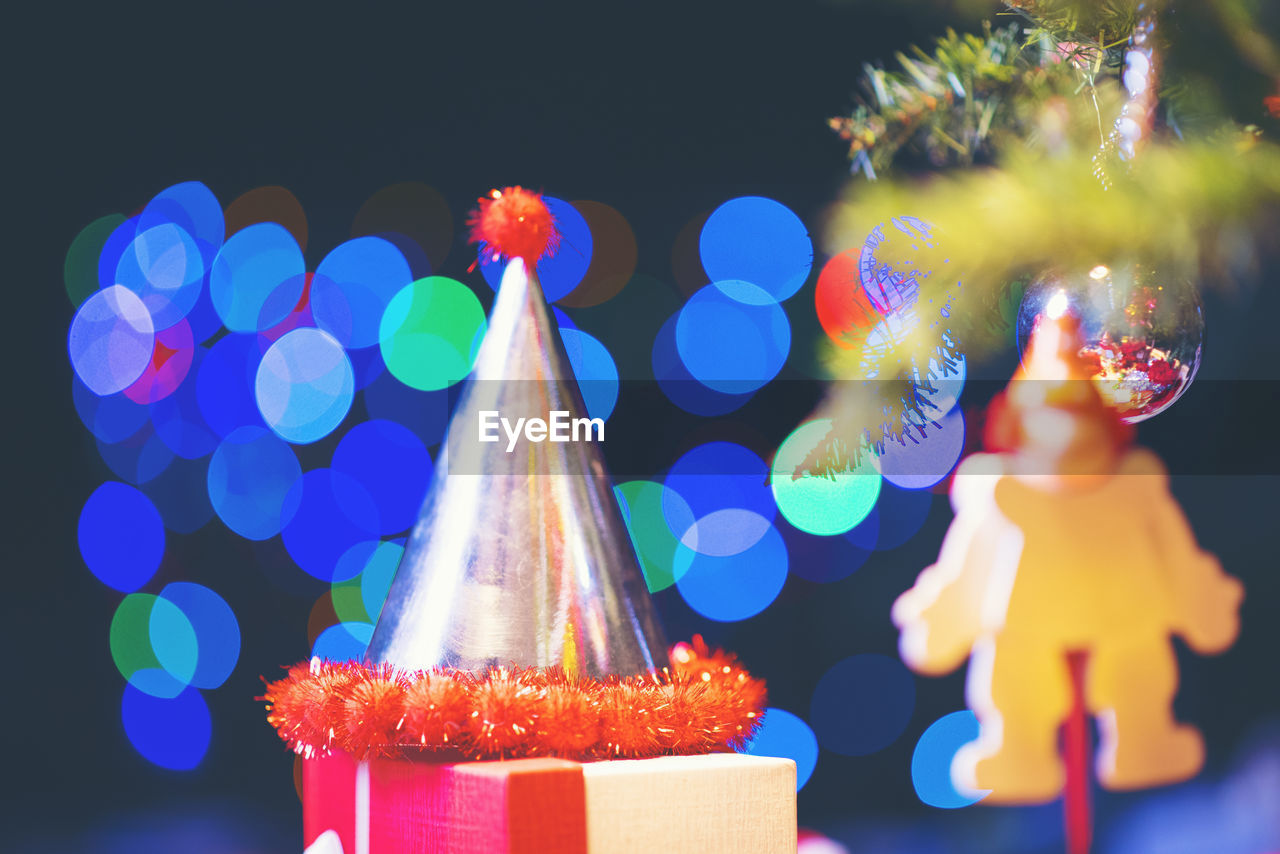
[347,344,386,392]
[676,281,790,395]
[652,313,755,415]
[158,582,240,690]
[911,710,990,809]
[137,180,225,269]
[700,197,813,302]
[378,276,486,391]
[114,223,204,330]
[121,684,211,770]
[359,540,403,623]
[479,196,593,301]
[815,248,881,349]
[810,654,916,756]
[556,200,637,308]
[351,181,453,275]
[779,514,874,584]
[307,592,341,648]
[65,213,125,308]
[69,285,155,396]
[257,273,314,346]
[207,426,302,540]
[741,707,819,791]
[845,507,881,550]
[310,237,413,349]
[553,306,578,331]
[151,349,220,459]
[614,481,696,592]
[771,419,881,536]
[664,442,775,525]
[223,185,308,251]
[183,281,225,344]
[329,539,404,624]
[856,311,916,378]
[311,621,374,661]
[198,333,267,437]
[797,832,853,854]
[123,317,194,405]
[142,456,215,534]
[860,217,939,315]
[870,483,934,551]
[78,482,165,592]
[331,419,431,536]
[876,407,966,490]
[255,328,355,444]
[680,508,773,557]
[675,521,788,621]
[209,222,307,333]
[98,215,141,290]
[147,593,198,694]
[915,341,967,417]
[73,374,150,444]
[330,572,367,625]
[362,371,451,448]
[96,422,176,485]
[559,328,619,421]
[282,469,381,582]
[110,593,195,699]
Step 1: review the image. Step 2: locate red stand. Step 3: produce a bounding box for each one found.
[1063,650,1093,854]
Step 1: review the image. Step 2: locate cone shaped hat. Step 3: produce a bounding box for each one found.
[365,257,667,678]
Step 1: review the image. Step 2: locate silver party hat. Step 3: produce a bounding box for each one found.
[365,257,667,678]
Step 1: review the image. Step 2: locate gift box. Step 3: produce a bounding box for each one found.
[303,751,796,854]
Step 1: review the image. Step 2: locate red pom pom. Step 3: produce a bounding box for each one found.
[467,668,542,757]
[655,679,726,753]
[669,635,767,747]
[467,186,560,264]
[262,659,358,757]
[336,667,407,758]
[401,670,471,750]
[537,682,602,756]
[596,679,664,758]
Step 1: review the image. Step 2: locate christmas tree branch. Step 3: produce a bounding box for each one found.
[804,0,1280,476]
[820,130,1280,384]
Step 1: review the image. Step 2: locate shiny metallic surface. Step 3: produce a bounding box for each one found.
[366,258,668,678]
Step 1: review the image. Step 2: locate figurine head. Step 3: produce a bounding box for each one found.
[985,301,1133,480]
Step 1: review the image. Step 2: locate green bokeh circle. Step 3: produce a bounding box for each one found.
[771,419,881,536]
[65,214,126,308]
[109,593,198,698]
[615,480,696,593]
[378,276,486,391]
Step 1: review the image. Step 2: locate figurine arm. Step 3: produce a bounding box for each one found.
[894,459,1016,675]
[1129,450,1243,654]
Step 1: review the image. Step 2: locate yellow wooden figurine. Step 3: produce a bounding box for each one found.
[893,300,1243,804]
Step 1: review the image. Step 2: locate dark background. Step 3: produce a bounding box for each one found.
[10,2,1279,851]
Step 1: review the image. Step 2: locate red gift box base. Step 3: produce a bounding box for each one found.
[304,750,796,854]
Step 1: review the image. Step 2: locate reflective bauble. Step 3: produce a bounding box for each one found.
[1016,264,1204,422]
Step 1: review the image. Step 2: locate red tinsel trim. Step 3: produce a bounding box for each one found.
[467,186,560,265]
[261,637,766,761]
